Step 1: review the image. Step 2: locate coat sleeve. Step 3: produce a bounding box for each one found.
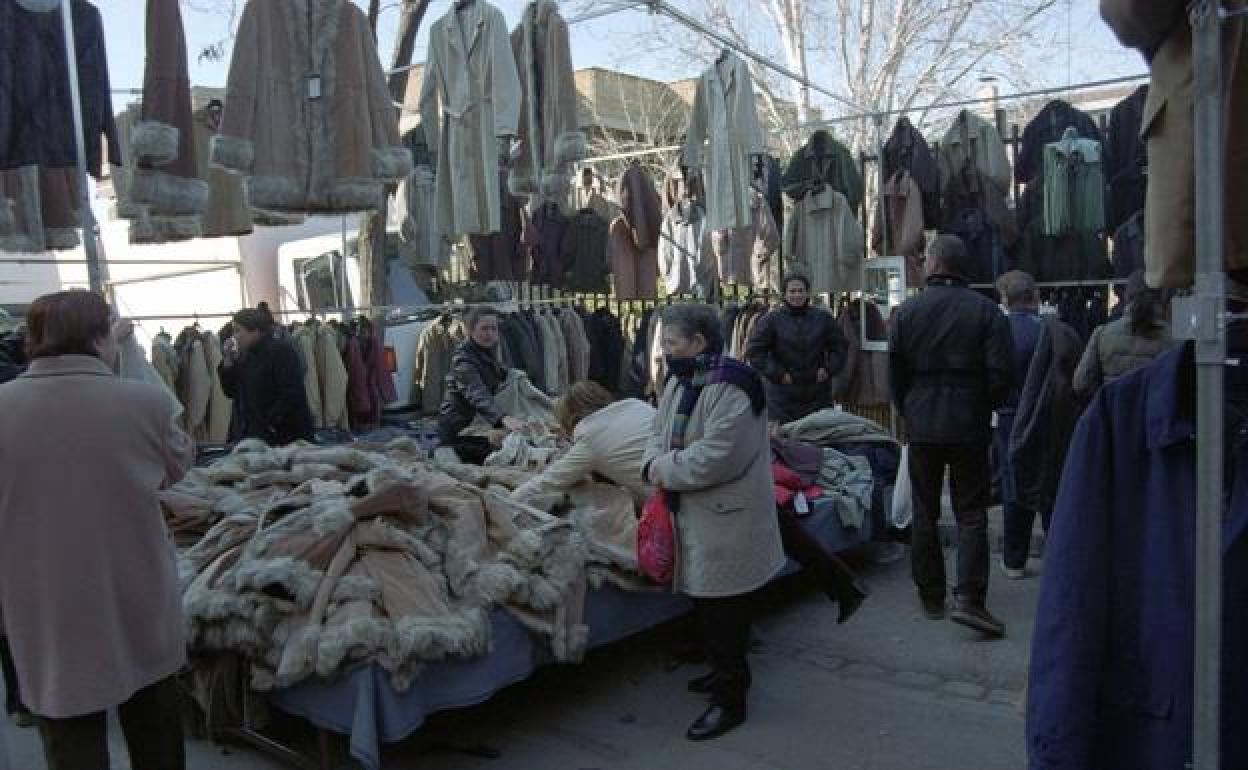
[737,63,767,157]
[651,385,763,493]
[514,436,597,500]
[888,313,910,412]
[1072,327,1104,400]
[680,76,708,171]
[159,401,194,486]
[1026,391,1113,768]
[212,1,262,173]
[355,11,408,181]
[985,310,1016,411]
[490,9,522,138]
[745,312,785,384]
[218,360,239,400]
[266,343,311,436]
[824,312,850,377]
[449,355,505,427]
[418,25,443,154]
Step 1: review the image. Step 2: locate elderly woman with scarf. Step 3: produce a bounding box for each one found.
[643,303,786,742]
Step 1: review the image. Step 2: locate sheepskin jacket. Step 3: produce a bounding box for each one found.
[211,0,411,214]
[0,0,119,175]
[126,0,209,236]
[509,0,587,202]
[168,440,589,691]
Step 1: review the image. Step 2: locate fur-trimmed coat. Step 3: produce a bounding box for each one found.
[126,0,209,240]
[170,440,590,691]
[211,0,411,214]
[419,0,522,237]
[508,0,587,203]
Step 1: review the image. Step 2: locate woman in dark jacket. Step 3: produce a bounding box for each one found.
[745,273,849,424]
[438,307,526,463]
[1073,270,1172,398]
[218,307,314,446]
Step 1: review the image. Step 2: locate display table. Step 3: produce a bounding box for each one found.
[259,498,875,769]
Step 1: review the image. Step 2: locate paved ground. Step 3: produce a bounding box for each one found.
[1,509,1042,770]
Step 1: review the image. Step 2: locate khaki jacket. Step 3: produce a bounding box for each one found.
[644,379,785,597]
[0,356,193,717]
[1139,2,1248,288]
[213,0,410,214]
[681,52,767,232]
[784,187,865,295]
[420,1,522,237]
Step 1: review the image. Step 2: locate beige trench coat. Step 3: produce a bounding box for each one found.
[212,0,410,214]
[643,379,785,598]
[0,356,193,717]
[420,1,522,238]
[681,52,767,233]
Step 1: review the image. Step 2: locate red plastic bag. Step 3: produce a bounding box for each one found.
[637,490,675,584]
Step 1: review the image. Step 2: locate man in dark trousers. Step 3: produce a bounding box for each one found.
[889,235,1014,637]
[994,271,1046,580]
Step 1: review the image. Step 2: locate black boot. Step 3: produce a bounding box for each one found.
[686,703,746,741]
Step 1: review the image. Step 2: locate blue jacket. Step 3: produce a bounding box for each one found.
[1027,343,1248,769]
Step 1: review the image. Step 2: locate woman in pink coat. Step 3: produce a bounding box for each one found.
[0,291,194,769]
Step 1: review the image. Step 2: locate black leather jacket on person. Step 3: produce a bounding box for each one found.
[218,335,314,446]
[438,339,507,440]
[746,303,849,424]
[889,275,1015,444]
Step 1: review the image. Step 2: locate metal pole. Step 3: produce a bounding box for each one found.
[1191,2,1225,769]
[59,0,104,294]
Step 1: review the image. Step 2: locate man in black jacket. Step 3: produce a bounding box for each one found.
[219,308,314,446]
[746,273,849,424]
[890,235,1014,637]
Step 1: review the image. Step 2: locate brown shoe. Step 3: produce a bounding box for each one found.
[951,603,1006,638]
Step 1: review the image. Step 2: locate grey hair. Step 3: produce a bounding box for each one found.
[660,303,724,354]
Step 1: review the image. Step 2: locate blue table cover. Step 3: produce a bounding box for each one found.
[268,498,873,769]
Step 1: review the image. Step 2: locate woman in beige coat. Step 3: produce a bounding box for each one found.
[643,303,785,742]
[511,381,655,505]
[0,291,194,769]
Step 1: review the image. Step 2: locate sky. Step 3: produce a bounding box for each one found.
[101,0,1145,116]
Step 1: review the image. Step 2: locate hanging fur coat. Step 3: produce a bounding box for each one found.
[509,0,586,202]
[419,0,522,237]
[126,0,209,243]
[681,52,767,232]
[211,0,411,214]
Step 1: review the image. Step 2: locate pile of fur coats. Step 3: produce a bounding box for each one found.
[163,437,644,693]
